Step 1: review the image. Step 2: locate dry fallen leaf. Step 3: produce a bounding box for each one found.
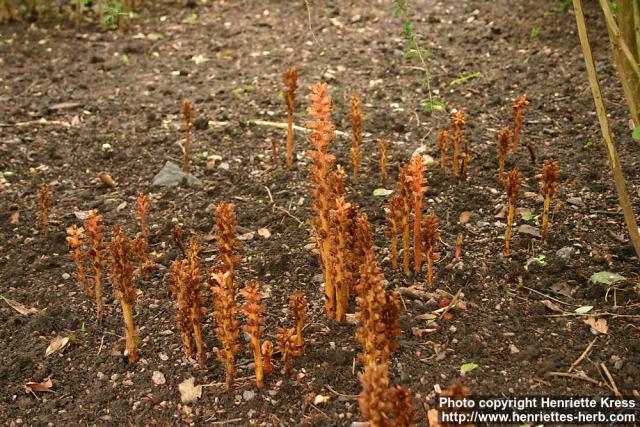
[10,212,19,224]
[2,296,40,315]
[540,299,563,313]
[25,378,54,393]
[74,210,94,220]
[45,336,70,357]
[257,228,271,238]
[99,173,116,188]
[178,377,202,403]
[583,317,608,334]
[459,211,472,224]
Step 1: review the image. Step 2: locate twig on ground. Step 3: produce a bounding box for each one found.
[568,337,598,373]
[546,371,602,386]
[600,363,622,397]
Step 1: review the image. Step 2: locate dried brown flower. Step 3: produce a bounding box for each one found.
[330,196,354,322]
[66,224,88,294]
[386,195,404,270]
[398,165,413,275]
[182,99,193,172]
[408,155,426,274]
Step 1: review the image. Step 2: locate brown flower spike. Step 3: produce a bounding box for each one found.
[276,327,300,375]
[358,362,414,427]
[497,127,511,184]
[330,196,354,322]
[283,65,298,167]
[289,290,308,350]
[169,259,194,359]
[350,95,363,182]
[186,237,207,366]
[39,186,50,235]
[451,112,466,179]
[306,82,338,318]
[504,168,521,257]
[66,225,88,294]
[408,155,426,274]
[210,270,240,390]
[423,213,439,286]
[241,280,266,389]
[84,211,106,320]
[182,99,193,172]
[398,165,413,275]
[379,139,388,187]
[512,95,529,155]
[214,202,241,291]
[540,159,560,241]
[110,226,139,364]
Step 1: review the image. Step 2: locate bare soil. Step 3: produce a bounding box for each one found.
[1,0,639,425]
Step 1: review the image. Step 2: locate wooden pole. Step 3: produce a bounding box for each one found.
[573,0,640,258]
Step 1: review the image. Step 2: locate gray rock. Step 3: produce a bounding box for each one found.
[242,390,256,401]
[518,224,541,238]
[556,246,574,261]
[151,161,202,188]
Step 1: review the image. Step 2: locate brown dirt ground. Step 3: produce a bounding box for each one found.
[1,0,639,425]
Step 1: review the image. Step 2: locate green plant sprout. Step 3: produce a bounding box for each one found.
[392,0,444,113]
[530,26,542,38]
[450,72,483,86]
[103,1,124,29]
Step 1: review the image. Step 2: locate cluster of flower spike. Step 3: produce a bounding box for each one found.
[169,237,207,366]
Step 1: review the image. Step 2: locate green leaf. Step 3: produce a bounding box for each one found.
[574,305,593,314]
[519,209,532,221]
[460,363,478,374]
[632,127,640,141]
[373,188,394,197]
[590,271,626,285]
[421,98,446,113]
[183,14,197,24]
